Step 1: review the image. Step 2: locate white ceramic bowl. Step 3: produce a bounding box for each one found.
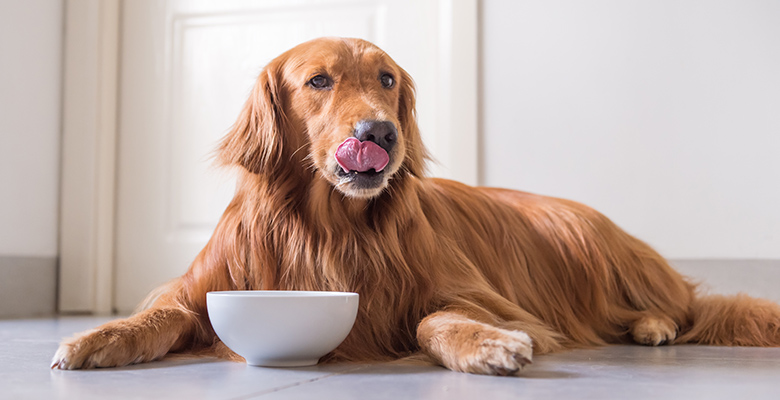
[206,290,359,367]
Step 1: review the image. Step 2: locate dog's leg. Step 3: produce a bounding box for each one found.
[51,306,195,370]
[51,307,193,369]
[417,310,538,376]
[630,314,677,346]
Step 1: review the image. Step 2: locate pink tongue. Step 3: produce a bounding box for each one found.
[334,137,389,173]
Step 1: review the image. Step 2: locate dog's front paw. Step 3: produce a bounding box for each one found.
[421,317,534,376]
[458,328,533,376]
[52,329,127,370]
[51,326,160,370]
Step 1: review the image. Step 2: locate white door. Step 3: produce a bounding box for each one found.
[114,0,476,312]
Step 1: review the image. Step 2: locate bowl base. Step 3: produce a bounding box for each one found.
[247,359,320,367]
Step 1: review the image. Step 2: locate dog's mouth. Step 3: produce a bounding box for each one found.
[333,137,391,192]
[334,138,389,173]
[335,166,387,189]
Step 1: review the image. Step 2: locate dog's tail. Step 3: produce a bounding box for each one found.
[676,293,780,346]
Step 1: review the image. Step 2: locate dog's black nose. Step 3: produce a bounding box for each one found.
[354,120,397,153]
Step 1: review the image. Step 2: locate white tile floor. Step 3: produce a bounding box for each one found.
[2,316,780,399]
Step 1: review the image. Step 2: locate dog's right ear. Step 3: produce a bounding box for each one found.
[218,63,286,175]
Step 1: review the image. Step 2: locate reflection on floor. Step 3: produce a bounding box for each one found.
[2,316,779,399]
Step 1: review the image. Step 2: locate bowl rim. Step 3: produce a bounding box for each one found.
[207,290,358,298]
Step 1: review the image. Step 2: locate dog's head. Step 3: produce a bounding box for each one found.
[219,37,427,199]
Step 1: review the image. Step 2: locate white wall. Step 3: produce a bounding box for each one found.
[481,0,780,260]
[0,0,63,258]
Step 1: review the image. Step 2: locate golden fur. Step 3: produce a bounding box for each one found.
[53,38,780,374]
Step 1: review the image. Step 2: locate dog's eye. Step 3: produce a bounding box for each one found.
[308,75,332,90]
[380,73,395,89]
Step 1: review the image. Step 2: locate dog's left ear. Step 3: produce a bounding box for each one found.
[217,62,287,175]
[397,68,430,177]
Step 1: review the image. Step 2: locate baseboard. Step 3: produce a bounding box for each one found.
[0,256,57,318]
[670,259,780,303]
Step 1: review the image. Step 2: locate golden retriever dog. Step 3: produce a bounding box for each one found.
[52,37,780,375]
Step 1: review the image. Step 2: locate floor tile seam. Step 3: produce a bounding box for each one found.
[226,364,376,400]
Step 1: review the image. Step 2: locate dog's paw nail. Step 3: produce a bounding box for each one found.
[513,353,532,366]
[489,364,519,376]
